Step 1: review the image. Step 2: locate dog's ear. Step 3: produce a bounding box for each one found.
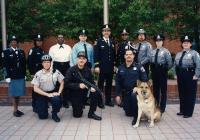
[147,80,152,87]
[137,80,141,86]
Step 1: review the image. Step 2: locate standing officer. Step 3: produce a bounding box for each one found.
[115,49,148,125]
[150,34,173,113]
[134,29,152,77]
[27,34,45,112]
[65,51,102,120]
[49,34,71,108]
[94,24,116,107]
[116,29,135,66]
[2,35,26,117]
[174,35,200,118]
[70,29,94,69]
[31,54,64,122]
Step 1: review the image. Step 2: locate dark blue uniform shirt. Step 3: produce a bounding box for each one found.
[115,62,148,96]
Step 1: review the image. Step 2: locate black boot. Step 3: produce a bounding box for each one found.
[52,113,60,122]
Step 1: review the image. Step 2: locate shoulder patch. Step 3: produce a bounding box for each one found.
[1,52,4,58]
[140,67,145,72]
[29,49,33,55]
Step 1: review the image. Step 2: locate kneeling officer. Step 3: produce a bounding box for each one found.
[31,54,64,122]
[65,51,102,120]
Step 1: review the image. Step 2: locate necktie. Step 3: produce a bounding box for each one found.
[59,45,64,49]
[15,50,18,54]
[106,40,109,46]
[179,51,186,67]
[154,49,160,65]
[83,44,88,60]
[135,43,141,62]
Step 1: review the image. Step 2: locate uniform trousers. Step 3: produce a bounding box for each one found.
[123,91,138,119]
[98,72,113,103]
[176,69,197,116]
[70,90,98,118]
[53,61,70,106]
[151,64,168,112]
[36,91,61,119]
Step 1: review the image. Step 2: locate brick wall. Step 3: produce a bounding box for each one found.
[0,80,200,105]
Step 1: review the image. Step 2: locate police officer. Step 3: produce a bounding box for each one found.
[115,49,148,125]
[174,35,200,118]
[94,24,116,107]
[2,35,26,117]
[150,34,173,113]
[116,29,135,66]
[65,51,102,120]
[27,34,45,112]
[49,34,71,108]
[31,54,64,122]
[134,29,152,77]
[27,34,45,75]
[70,29,94,69]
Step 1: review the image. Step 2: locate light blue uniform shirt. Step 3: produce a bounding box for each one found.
[70,41,94,67]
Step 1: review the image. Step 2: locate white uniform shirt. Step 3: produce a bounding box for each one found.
[49,43,71,62]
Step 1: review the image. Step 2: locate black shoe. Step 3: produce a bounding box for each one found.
[118,102,123,108]
[98,104,105,109]
[105,101,114,107]
[16,110,24,115]
[88,113,102,120]
[132,118,137,125]
[183,115,192,118]
[52,114,60,122]
[177,112,184,116]
[63,103,69,108]
[13,111,22,117]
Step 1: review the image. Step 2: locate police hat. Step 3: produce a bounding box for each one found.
[121,29,129,35]
[78,29,88,36]
[9,35,18,43]
[41,54,52,62]
[102,24,111,31]
[137,29,146,34]
[154,34,165,41]
[77,51,86,58]
[181,35,192,43]
[34,34,43,41]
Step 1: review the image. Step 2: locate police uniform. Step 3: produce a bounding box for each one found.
[65,52,101,120]
[70,30,94,68]
[2,36,26,97]
[94,24,116,106]
[174,35,200,118]
[115,61,148,123]
[27,34,44,75]
[49,35,71,107]
[27,34,45,112]
[116,29,135,66]
[135,29,152,77]
[31,66,64,121]
[150,34,173,113]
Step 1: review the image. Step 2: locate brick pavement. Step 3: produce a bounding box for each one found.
[0,104,200,140]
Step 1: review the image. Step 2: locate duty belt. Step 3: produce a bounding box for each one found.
[54,61,68,66]
[151,63,166,68]
[176,67,195,72]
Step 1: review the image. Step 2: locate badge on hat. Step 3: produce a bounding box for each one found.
[185,36,189,40]
[138,29,146,34]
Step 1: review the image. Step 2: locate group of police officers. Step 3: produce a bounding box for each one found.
[1,24,200,123]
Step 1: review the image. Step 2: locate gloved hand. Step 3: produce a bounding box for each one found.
[5,78,11,83]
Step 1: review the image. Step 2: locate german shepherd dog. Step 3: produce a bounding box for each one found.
[133,80,161,128]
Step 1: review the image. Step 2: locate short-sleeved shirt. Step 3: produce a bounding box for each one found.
[31,69,64,92]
